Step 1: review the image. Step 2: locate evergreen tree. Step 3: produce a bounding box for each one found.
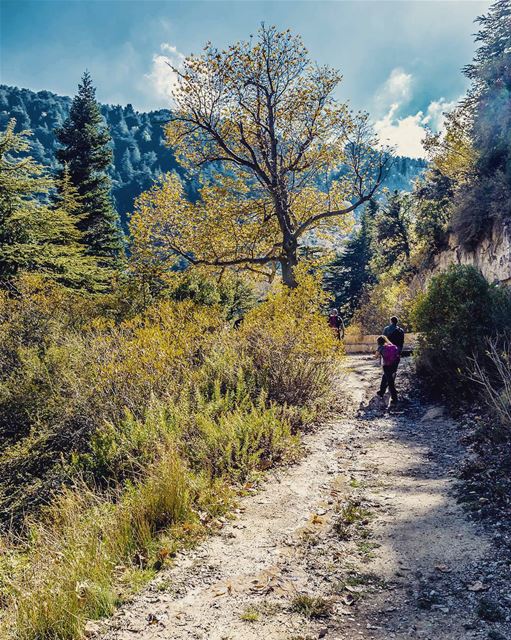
[453,0,511,245]
[48,166,112,290]
[56,72,124,263]
[0,120,105,288]
[0,119,52,278]
[371,191,413,278]
[323,200,377,319]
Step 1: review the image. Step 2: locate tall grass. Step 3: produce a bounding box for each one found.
[470,337,511,430]
[0,272,341,639]
[8,450,192,639]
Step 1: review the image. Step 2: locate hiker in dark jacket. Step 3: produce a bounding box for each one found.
[383,316,405,353]
[375,335,400,405]
[327,308,344,340]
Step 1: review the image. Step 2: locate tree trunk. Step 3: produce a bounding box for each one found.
[280,245,298,288]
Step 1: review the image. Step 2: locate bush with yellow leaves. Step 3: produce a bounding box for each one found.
[351,273,416,335]
[0,269,342,640]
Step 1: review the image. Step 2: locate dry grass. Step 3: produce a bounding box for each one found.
[0,273,342,639]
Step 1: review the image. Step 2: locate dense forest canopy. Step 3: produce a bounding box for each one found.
[0,84,427,228]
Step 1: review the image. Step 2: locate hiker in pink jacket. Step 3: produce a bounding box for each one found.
[375,335,400,405]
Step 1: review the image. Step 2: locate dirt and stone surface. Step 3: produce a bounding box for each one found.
[99,356,511,640]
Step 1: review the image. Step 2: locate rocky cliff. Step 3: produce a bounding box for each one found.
[416,222,511,288]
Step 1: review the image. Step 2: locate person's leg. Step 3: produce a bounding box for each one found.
[378,369,388,396]
[393,358,400,380]
[387,365,398,403]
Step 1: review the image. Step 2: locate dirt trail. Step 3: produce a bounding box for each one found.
[100,356,509,640]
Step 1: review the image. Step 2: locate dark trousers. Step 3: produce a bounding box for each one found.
[380,361,399,402]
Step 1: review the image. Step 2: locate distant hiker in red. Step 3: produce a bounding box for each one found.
[327,308,344,340]
[375,335,400,405]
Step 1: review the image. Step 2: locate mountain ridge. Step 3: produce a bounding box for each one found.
[0,84,427,227]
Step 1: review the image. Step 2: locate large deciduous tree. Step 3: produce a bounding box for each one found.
[56,72,125,264]
[132,26,390,287]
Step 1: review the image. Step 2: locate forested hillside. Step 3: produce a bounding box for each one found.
[0,84,426,226]
[0,86,186,225]
[1,3,510,639]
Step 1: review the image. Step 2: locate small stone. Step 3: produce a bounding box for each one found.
[84,621,100,638]
[421,406,445,422]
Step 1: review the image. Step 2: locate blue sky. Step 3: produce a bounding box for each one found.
[1,0,490,157]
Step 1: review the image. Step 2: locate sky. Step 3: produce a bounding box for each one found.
[0,0,491,158]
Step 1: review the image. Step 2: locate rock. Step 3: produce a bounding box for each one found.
[421,406,445,422]
[84,621,100,638]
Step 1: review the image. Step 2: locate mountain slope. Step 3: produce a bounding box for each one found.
[0,85,427,227]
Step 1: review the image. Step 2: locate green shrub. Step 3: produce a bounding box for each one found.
[0,273,341,640]
[412,264,511,394]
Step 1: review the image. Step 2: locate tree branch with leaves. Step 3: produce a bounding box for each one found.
[133,25,391,286]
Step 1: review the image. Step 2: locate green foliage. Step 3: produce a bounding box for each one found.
[0,121,103,288]
[412,265,511,393]
[323,201,376,320]
[341,191,416,334]
[371,190,413,279]
[169,271,256,321]
[452,0,511,246]
[411,169,453,263]
[0,84,190,226]
[0,119,52,277]
[56,72,125,264]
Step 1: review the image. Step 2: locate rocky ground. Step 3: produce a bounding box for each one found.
[96,356,511,640]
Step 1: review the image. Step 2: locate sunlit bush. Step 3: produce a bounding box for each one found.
[351,274,415,334]
[412,265,511,394]
[241,272,342,413]
[0,270,342,639]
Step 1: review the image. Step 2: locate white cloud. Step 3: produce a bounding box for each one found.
[375,104,427,158]
[422,98,458,131]
[375,96,458,159]
[376,68,413,110]
[146,42,185,106]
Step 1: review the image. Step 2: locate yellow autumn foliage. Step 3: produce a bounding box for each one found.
[0,271,342,640]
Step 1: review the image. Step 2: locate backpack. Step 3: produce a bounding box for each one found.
[388,326,405,351]
[382,343,400,367]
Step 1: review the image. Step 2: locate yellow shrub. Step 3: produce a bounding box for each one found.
[352,274,416,334]
[0,270,344,640]
[240,272,343,413]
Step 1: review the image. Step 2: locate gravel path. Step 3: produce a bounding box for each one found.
[98,356,510,640]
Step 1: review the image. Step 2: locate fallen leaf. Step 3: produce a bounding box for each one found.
[467,581,489,592]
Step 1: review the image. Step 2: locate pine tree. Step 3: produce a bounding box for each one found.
[371,191,413,278]
[48,166,111,290]
[56,72,124,263]
[0,120,107,289]
[323,200,377,319]
[454,0,511,245]
[0,119,52,278]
